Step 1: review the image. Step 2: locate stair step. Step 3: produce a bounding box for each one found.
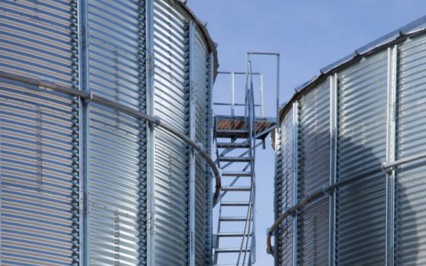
[222,186,251,192]
[214,264,242,266]
[215,247,251,253]
[217,232,253,237]
[219,156,251,162]
[215,129,249,138]
[216,142,250,149]
[222,171,251,177]
[216,129,249,134]
[221,201,250,207]
[220,216,253,222]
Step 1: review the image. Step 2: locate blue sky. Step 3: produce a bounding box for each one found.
[187,1,426,264]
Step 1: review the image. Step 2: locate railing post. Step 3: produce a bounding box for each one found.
[231,71,235,116]
[260,73,264,118]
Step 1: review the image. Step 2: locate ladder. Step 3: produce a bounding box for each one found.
[212,64,275,265]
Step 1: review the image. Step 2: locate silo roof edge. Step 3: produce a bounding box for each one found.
[279,15,426,122]
[174,0,219,79]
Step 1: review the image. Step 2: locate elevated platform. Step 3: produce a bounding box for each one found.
[214,115,276,140]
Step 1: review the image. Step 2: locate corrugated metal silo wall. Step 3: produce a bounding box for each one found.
[86,0,146,264]
[336,51,387,265]
[0,1,79,265]
[152,1,190,265]
[297,81,330,266]
[193,28,213,266]
[275,109,295,265]
[396,33,426,265]
[275,30,426,266]
[0,0,215,265]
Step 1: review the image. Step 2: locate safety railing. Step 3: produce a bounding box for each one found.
[213,71,264,118]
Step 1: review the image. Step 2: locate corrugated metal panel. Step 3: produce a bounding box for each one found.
[336,51,388,265]
[87,0,141,109]
[0,79,75,265]
[0,0,74,87]
[276,110,295,266]
[297,81,330,265]
[193,27,211,266]
[152,1,190,265]
[85,1,147,264]
[395,34,426,265]
[88,104,142,265]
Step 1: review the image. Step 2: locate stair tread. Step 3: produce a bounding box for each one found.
[221,201,250,206]
[215,247,251,253]
[222,186,251,191]
[222,171,252,176]
[217,232,253,237]
[219,156,251,162]
[219,216,253,222]
[217,142,250,148]
[216,129,249,133]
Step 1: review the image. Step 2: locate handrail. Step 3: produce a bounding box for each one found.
[381,151,426,172]
[266,166,383,256]
[0,70,222,205]
[215,70,265,118]
[238,60,257,265]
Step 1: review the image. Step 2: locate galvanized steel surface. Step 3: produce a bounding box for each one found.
[275,109,295,265]
[297,81,330,266]
[0,79,76,265]
[0,0,74,87]
[87,0,142,109]
[85,1,146,264]
[1,0,217,265]
[152,1,190,265]
[274,18,426,266]
[336,51,387,265]
[88,105,143,265]
[395,34,426,265]
[193,27,212,266]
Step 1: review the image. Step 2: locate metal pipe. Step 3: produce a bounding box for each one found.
[0,71,89,98]
[266,166,383,256]
[276,54,280,130]
[0,70,222,205]
[381,151,426,172]
[260,73,264,117]
[231,71,235,116]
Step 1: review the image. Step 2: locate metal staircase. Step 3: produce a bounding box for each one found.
[212,63,275,265]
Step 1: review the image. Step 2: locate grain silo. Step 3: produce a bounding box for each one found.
[0,0,217,265]
[269,16,426,265]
